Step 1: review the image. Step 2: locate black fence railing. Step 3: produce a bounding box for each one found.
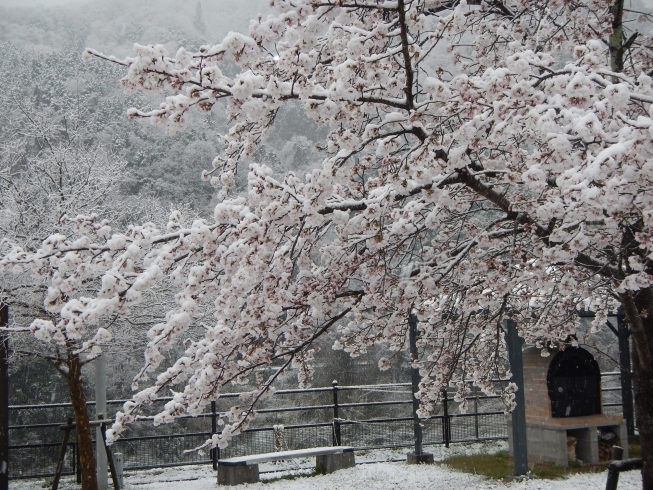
[8,374,628,480]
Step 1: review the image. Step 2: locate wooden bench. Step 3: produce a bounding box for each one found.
[217,446,355,485]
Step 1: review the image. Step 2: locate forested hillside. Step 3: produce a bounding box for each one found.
[0,1,268,214]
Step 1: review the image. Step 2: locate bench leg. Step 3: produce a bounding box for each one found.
[217,464,259,485]
[315,452,355,474]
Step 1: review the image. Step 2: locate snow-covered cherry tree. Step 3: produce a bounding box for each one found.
[0,104,125,489]
[0,101,177,490]
[4,0,653,486]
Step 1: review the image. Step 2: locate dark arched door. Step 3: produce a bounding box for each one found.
[547,347,601,417]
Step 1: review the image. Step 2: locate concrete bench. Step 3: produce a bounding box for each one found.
[217,446,355,485]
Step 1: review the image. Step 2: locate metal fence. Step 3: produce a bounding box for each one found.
[8,373,627,480]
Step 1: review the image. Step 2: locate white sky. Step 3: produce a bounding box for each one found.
[0,0,652,15]
[2,0,651,7]
[0,0,78,5]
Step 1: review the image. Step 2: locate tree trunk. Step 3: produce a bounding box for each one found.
[67,349,98,490]
[630,288,653,489]
[610,0,651,486]
[631,343,653,489]
[609,0,625,73]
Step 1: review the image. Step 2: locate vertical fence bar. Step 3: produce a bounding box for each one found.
[473,386,479,440]
[332,381,341,446]
[0,302,8,490]
[211,401,218,470]
[442,389,450,448]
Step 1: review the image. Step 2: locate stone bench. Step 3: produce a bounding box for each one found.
[217,446,355,485]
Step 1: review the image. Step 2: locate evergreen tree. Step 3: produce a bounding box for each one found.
[192,1,206,36]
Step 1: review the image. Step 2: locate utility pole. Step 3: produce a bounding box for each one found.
[505,319,528,476]
[95,355,108,489]
[407,313,434,464]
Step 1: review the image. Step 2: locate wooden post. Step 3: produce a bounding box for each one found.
[99,417,121,490]
[612,445,624,461]
[0,302,8,490]
[52,418,74,490]
[505,319,528,476]
[605,458,643,490]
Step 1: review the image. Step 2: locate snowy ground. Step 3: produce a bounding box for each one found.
[10,442,643,489]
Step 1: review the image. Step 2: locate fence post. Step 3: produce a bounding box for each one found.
[473,385,479,440]
[332,380,341,446]
[442,389,450,448]
[0,302,8,490]
[113,453,124,488]
[211,401,218,470]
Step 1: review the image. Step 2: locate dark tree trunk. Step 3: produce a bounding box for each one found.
[632,347,653,489]
[66,349,98,490]
[610,0,652,484]
[609,0,625,73]
[630,291,653,489]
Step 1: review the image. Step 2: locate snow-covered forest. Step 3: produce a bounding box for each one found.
[2,0,653,488]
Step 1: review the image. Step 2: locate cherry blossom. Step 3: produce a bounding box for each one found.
[4,1,653,486]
